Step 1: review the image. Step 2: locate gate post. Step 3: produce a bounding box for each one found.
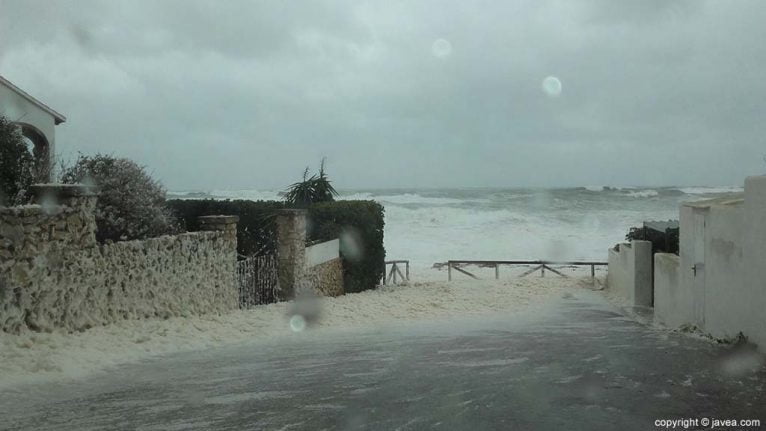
[276,209,307,301]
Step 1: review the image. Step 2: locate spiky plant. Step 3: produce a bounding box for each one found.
[283,158,338,207]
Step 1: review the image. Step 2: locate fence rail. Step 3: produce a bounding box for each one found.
[443,260,608,281]
[383,260,410,285]
[237,254,279,308]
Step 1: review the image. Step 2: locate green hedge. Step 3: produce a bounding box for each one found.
[167,199,385,292]
[307,200,385,293]
[626,225,679,255]
[167,199,288,257]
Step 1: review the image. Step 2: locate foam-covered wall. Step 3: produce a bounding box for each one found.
[0,189,238,333]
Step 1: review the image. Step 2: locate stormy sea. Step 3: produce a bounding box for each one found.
[170,186,743,280]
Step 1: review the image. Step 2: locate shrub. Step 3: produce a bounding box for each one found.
[308,200,385,293]
[61,154,178,242]
[167,199,288,257]
[283,159,338,207]
[626,225,679,255]
[0,116,35,205]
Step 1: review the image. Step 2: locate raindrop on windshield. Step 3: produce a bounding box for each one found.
[431,39,453,59]
[542,76,562,97]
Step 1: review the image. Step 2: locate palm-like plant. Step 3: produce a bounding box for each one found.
[283,158,338,207]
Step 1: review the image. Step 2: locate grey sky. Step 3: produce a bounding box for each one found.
[1,0,765,190]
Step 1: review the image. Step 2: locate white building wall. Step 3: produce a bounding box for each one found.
[703,204,747,339]
[653,253,689,328]
[678,204,708,328]
[744,176,766,348]
[305,239,340,267]
[654,177,766,350]
[607,240,652,307]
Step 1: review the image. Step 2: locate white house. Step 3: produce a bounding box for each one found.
[0,75,66,179]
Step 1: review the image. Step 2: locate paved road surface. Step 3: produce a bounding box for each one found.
[2,289,764,430]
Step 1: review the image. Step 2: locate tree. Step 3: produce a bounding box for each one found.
[283,158,339,207]
[61,154,178,242]
[0,116,35,206]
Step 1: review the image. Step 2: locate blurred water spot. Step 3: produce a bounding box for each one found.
[581,374,604,402]
[40,193,59,215]
[289,315,307,332]
[431,39,452,59]
[546,239,571,262]
[582,214,601,231]
[719,344,763,377]
[182,390,205,407]
[340,228,364,262]
[70,24,93,49]
[542,76,562,97]
[530,190,552,211]
[288,287,321,333]
[80,175,97,188]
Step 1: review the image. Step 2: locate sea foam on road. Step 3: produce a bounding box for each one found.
[0,278,576,389]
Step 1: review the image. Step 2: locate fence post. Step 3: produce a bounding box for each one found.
[275,209,307,301]
[448,261,452,281]
[392,263,397,284]
[495,263,499,279]
[382,262,387,285]
[406,261,410,281]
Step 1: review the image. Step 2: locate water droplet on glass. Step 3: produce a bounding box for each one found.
[431,39,452,59]
[40,193,59,215]
[542,76,562,97]
[289,315,307,332]
[81,175,97,188]
[719,346,763,377]
[340,229,364,262]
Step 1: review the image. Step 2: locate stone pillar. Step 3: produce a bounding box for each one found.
[276,209,307,300]
[198,215,239,244]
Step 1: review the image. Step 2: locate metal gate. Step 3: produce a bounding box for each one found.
[236,254,279,308]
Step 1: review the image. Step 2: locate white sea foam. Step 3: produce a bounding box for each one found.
[0,278,572,389]
[677,186,743,195]
[625,189,659,198]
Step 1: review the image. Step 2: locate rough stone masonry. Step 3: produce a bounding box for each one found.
[0,184,239,333]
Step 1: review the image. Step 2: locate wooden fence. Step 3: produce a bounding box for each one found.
[382,260,410,285]
[443,260,608,281]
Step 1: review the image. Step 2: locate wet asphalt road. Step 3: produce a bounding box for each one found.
[2,289,765,430]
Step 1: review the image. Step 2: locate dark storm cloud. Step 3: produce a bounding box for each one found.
[1,0,764,189]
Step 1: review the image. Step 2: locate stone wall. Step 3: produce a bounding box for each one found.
[0,185,238,333]
[305,258,344,297]
[607,240,652,307]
